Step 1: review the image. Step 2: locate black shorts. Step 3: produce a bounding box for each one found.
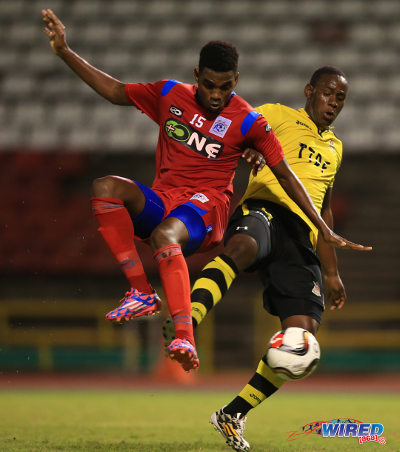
[224,199,324,323]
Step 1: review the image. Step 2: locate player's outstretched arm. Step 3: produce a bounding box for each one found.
[270,159,373,251]
[41,9,129,105]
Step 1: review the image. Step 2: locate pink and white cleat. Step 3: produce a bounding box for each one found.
[168,338,199,372]
[105,288,162,323]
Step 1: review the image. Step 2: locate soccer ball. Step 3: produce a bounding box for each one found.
[266,327,320,381]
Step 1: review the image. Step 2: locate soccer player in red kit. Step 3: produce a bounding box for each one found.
[42,9,356,372]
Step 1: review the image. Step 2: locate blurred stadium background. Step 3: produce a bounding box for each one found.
[0,0,399,382]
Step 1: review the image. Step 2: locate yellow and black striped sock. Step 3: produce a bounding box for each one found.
[223,356,285,415]
[191,254,238,328]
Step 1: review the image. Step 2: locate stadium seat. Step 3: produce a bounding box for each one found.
[1,0,398,153]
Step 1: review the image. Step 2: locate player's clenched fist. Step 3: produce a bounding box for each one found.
[42,9,68,55]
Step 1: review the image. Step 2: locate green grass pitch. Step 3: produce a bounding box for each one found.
[0,389,399,451]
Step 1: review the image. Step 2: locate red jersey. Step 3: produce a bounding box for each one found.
[124,80,283,197]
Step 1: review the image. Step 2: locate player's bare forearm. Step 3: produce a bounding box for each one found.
[42,8,129,105]
[317,208,346,309]
[58,48,128,104]
[318,235,339,277]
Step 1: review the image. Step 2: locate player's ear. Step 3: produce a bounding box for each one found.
[233,72,239,88]
[304,83,313,99]
[194,67,199,83]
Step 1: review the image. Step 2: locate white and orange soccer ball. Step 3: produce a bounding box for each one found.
[266,327,320,381]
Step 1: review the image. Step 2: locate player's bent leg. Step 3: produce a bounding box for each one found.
[191,211,267,329]
[214,250,322,444]
[91,195,159,320]
[92,179,166,322]
[191,234,258,327]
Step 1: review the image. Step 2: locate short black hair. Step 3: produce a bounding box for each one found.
[309,66,347,86]
[199,41,239,73]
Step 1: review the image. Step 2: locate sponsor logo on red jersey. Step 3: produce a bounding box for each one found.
[164,118,224,159]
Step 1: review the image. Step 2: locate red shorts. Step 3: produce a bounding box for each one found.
[154,186,230,253]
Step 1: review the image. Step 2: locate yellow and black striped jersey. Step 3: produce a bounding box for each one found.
[240,103,343,248]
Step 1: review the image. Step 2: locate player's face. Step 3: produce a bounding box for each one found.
[194,67,239,113]
[304,73,349,130]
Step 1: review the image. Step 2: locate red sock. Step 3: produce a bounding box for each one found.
[91,197,153,294]
[154,244,194,345]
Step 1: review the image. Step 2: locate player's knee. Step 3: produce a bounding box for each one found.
[92,175,118,198]
[150,219,187,251]
[225,234,258,271]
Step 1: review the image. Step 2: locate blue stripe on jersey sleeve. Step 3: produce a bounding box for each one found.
[161,79,180,96]
[241,111,261,136]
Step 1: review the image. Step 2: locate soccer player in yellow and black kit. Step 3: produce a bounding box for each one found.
[163,66,372,450]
